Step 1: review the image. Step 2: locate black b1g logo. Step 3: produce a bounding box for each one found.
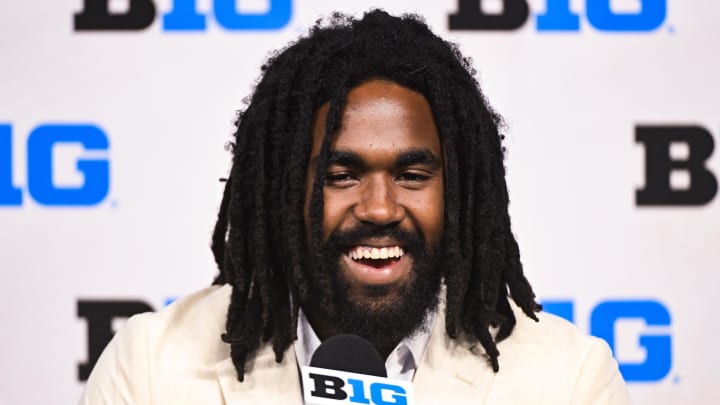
[636,125,717,206]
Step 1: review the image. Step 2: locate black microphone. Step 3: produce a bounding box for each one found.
[310,334,387,377]
[301,334,414,404]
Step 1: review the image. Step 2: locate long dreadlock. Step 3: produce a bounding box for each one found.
[211,9,541,381]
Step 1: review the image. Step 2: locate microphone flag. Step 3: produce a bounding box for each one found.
[302,334,415,405]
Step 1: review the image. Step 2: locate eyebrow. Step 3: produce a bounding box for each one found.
[316,148,441,171]
[395,149,442,169]
[326,150,367,170]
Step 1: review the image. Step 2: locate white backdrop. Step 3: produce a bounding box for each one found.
[1,0,718,403]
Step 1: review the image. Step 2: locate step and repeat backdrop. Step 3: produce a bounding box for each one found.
[1,0,718,403]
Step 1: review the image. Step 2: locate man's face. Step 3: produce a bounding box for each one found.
[303,79,444,342]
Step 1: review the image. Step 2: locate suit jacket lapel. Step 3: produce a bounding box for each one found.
[215,345,302,404]
[413,308,497,404]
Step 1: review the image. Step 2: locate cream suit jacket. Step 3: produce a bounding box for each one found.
[81,285,631,404]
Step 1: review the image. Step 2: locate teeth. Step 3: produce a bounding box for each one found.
[349,246,404,261]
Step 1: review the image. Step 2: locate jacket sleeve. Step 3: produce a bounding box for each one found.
[570,338,631,405]
[79,313,152,405]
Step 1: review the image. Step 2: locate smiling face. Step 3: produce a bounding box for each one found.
[303,80,444,348]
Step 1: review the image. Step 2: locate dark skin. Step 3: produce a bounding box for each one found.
[303,79,445,358]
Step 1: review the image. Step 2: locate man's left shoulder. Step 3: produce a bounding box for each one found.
[489,302,630,404]
[499,303,611,369]
[505,304,598,352]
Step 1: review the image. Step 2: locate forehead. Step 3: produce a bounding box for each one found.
[310,80,440,159]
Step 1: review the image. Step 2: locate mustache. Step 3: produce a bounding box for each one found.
[322,224,427,255]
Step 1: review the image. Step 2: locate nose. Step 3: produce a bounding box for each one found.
[353,176,405,225]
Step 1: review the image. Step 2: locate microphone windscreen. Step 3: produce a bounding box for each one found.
[310,334,387,377]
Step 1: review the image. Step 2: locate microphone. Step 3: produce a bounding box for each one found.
[311,334,387,377]
[300,334,415,405]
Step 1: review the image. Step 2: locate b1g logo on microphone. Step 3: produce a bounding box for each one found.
[301,366,414,405]
[449,0,667,32]
[0,123,110,206]
[74,0,292,31]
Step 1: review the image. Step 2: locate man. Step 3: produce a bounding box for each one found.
[82,10,630,404]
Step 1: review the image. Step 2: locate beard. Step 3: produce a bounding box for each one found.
[305,224,443,353]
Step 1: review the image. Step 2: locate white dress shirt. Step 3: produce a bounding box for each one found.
[294,309,436,381]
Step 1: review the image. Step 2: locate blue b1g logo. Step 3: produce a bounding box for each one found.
[449,0,667,32]
[0,124,110,206]
[543,299,672,382]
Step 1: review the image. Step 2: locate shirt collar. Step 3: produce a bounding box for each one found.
[293,308,436,381]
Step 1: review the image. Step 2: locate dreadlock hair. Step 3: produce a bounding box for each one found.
[211,9,541,381]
